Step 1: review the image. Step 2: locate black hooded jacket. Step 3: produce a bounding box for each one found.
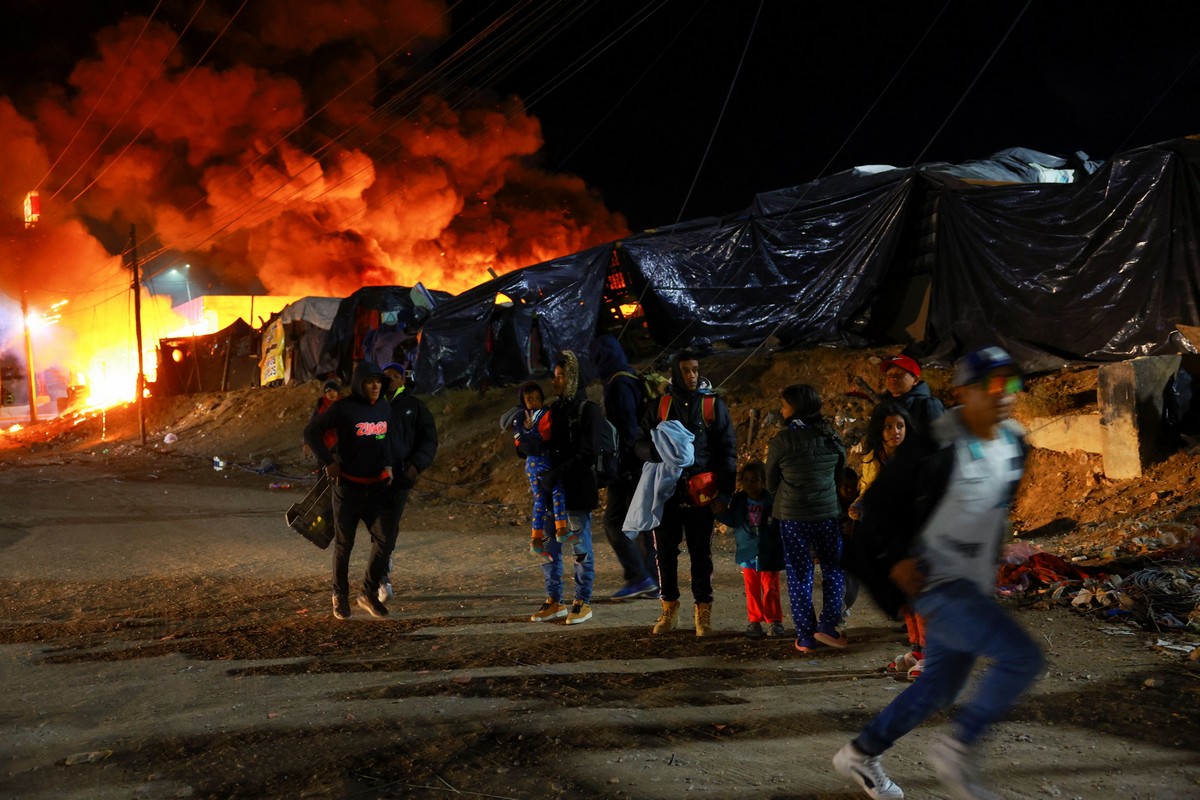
[386,383,438,488]
[633,354,738,499]
[589,335,643,475]
[304,361,393,481]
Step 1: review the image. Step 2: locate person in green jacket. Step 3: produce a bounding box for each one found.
[766,383,847,653]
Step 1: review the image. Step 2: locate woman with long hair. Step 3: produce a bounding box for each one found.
[766,384,848,653]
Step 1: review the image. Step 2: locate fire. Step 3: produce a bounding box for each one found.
[0,4,632,410]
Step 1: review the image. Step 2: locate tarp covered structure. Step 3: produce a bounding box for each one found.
[404,136,1200,389]
[155,319,259,395]
[323,286,450,383]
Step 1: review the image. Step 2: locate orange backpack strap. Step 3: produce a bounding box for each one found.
[658,395,672,422]
[702,396,715,426]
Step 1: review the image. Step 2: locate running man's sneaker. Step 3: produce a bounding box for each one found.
[530,597,568,622]
[833,741,905,799]
[887,651,919,672]
[906,659,924,681]
[356,593,389,618]
[565,601,592,625]
[745,622,765,639]
[332,594,351,620]
[610,577,659,600]
[377,578,394,604]
[930,735,997,800]
[766,622,786,637]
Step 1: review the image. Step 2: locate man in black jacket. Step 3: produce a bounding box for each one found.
[304,361,395,620]
[519,350,602,626]
[378,362,438,604]
[634,349,737,637]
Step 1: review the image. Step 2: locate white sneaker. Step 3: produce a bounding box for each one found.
[377,579,393,604]
[833,741,904,799]
[929,735,997,800]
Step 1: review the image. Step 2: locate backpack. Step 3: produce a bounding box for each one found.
[658,394,716,427]
[595,415,621,487]
[610,370,669,415]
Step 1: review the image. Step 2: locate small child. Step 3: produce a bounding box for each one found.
[508,381,570,558]
[717,461,786,639]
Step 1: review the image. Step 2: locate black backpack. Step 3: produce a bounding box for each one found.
[594,415,621,487]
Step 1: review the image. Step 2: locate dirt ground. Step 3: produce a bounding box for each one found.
[2,346,1199,800]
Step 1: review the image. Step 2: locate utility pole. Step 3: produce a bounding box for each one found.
[22,191,40,424]
[125,225,147,446]
[20,290,37,423]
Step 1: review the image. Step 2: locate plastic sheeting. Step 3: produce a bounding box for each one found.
[622,175,914,348]
[413,244,610,392]
[928,140,1200,371]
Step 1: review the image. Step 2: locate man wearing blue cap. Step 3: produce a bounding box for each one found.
[378,361,438,605]
[834,346,1044,800]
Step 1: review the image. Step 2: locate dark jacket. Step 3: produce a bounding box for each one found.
[765,418,846,521]
[386,385,438,488]
[885,381,945,440]
[716,490,785,571]
[633,361,737,499]
[848,411,1028,618]
[517,351,602,511]
[589,335,642,476]
[304,361,392,481]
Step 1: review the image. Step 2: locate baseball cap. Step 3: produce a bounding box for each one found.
[879,354,921,379]
[954,346,1019,386]
[381,362,407,374]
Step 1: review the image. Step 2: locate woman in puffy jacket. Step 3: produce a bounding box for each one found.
[766,383,847,653]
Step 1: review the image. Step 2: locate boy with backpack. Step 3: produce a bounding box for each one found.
[633,348,737,637]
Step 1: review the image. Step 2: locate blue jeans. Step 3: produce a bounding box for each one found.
[857,580,1044,753]
[540,512,594,603]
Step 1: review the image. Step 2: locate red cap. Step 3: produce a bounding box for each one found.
[880,355,921,379]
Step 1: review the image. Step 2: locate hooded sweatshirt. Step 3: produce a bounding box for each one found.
[385,379,438,486]
[539,350,604,511]
[304,361,393,482]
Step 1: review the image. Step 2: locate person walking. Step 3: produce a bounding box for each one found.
[519,351,603,626]
[378,362,437,605]
[303,361,395,620]
[834,346,1043,800]
[634,349,737,637]
[589,335,658,600]
[766,384,848,653]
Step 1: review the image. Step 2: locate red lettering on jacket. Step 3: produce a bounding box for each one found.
[354,421,388,437]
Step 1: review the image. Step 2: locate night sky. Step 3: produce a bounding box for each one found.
[2,1,1199,268]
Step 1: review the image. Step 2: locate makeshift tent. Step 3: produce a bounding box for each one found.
[155,319,259,395]
[322,286,450,382]
[259,296,341,385]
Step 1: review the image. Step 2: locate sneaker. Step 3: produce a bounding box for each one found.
[530,597,568,622]
[356,593,389,618]
[930,735,996,800]
[611,577,659,600]
[766,622,786,638]
[332,594,350,620]
[377,578,393,604]
[833,741,905,799]
[906,659,924,681]
[565,600,593,625]
[887,651,919,672]
[814,628,849,649]
[744,622,765,639]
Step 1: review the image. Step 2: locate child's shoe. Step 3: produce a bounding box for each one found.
[745,622,765,639]
[766,622,786,638]
[529,535,552,561]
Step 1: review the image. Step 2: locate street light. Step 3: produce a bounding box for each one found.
[168,264,192,303]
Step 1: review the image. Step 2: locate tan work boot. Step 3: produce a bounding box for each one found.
[652,600,681,634]
[695,602,714,637]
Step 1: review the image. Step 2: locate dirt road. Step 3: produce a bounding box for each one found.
[2,455,1198,799]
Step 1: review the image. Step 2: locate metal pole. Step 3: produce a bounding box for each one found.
[20,290,38,423]
[127,225,146,446]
